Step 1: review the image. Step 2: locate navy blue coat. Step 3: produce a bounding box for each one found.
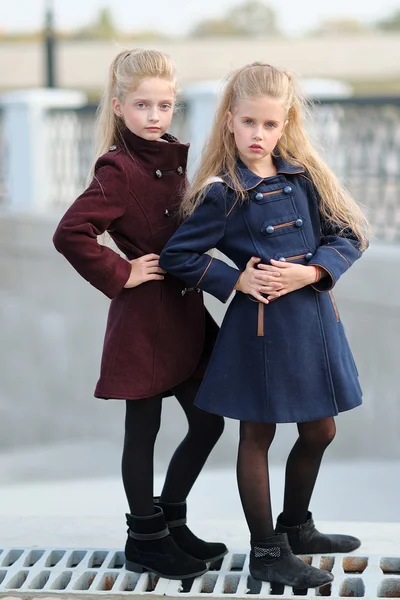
[160,156,364,423]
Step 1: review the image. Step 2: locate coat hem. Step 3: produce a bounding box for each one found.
[194,398,363,424]
[94,364,204,401]
[94,390,174,400]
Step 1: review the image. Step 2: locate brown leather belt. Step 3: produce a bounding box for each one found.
[258,303,265,337]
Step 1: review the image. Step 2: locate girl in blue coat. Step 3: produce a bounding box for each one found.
[160,63,369,588]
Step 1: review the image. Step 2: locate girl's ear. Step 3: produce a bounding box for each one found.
[112,97,122,117]
[226,111,234,133]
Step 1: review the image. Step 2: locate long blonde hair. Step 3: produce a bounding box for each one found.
[183,62,369,250]
[88,48,177,181]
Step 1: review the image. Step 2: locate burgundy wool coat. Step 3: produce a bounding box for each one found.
[53,128,218,400]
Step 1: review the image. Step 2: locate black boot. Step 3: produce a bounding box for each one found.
[125,507,208,579]
[249,533,334,587]
[155,497,228,563]
[275,512,361,554]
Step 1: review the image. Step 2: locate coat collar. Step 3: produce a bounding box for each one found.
[222,155,305,191]
[117,127,190,171]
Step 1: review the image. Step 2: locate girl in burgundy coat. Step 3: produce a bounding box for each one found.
[53,49,227,580]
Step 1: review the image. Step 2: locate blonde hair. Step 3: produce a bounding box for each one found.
[88,48,177,181]
[183,62,369,250]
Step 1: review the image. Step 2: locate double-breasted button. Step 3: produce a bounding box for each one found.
[181,287,198,296]
[305,252,313,260]
[295,219,303,227]
[164,209,170,217]
[109,145,117,151]
[255,192,263,201]
[176,166,184,175]
[283,185,292,194]
[155,169,162,178]
[265,225,275,234]
[278,257,286,262]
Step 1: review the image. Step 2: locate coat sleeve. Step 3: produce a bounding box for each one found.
[306,181,366,291]
[159,184,241,303]
[53,153,132,299]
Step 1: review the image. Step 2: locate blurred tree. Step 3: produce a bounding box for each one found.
[119,29,166,40]
[95,7,117,38]
[311,18,368,36]
[72,6,118,40]
[192,0,279,37]
[376,10,400,31]
[0,31,42,41]
[192,19,239,36]
[229,0,278,36]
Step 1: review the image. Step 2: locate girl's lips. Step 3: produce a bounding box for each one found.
[249,144,262,149]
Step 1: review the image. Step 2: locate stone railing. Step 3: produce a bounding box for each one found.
[0,88,399,242]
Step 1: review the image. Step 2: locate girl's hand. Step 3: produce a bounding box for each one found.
[124,253,166,289]
[257,259,321,300]
[235,257,283,304]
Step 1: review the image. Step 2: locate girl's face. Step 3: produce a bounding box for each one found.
[227,95,286,172]
[112,77,175,141]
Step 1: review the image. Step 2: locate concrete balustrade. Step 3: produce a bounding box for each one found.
[0,89,86,211]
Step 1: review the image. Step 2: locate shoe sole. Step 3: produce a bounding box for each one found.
[291,546,361,555]
[204,549,229,564]
[125,560,208,580]
[293,548,360,554]
[249,567,333,588]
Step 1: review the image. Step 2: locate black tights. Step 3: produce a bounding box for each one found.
[237,417,336,539]
[122,378,225,516]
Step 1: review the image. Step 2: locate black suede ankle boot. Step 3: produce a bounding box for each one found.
[125,507,208,579]
[155,497,228,563]
[275,512,361,554]
[249,533,334,587]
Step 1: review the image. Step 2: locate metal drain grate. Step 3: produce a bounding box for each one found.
[1,548,400,598]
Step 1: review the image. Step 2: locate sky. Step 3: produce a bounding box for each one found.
[0,0,399,36]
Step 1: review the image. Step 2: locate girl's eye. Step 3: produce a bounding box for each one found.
[244,119,253,125]
[265,122,277,128]
[160,104,171,110]
[136,103,146,108]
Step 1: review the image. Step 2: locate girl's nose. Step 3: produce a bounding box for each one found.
[149,109,160,122]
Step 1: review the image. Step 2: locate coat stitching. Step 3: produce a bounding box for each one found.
[328,291,340,322]
[103,291,130,389]
[325,246,350,268]
[314,293,338,411]
[150,283,164,394]
[286,253,307,261]
[260,188,284,197]
[298,174,314,185]
[196,256,214,287]
[226,197,239,217]
[273,220,296,230]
